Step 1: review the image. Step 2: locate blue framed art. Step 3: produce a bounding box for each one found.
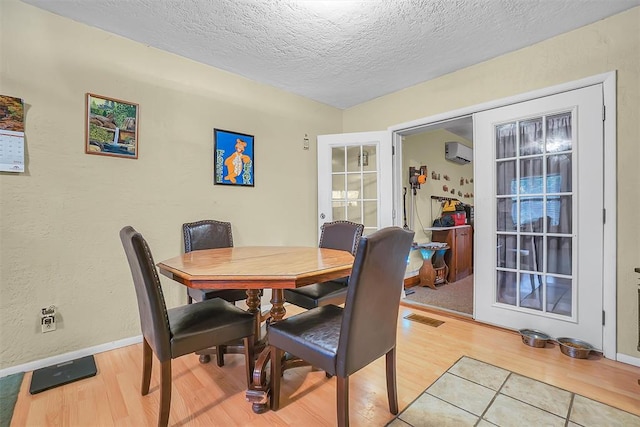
[214,128,255,186]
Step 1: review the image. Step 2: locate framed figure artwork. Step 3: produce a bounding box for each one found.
[214,128,254,186]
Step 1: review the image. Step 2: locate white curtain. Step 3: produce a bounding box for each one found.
[495,113,573,305]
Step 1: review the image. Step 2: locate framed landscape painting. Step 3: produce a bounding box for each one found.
[214,128,254,186]
[85,93,139,159]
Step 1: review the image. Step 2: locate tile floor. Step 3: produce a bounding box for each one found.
[387,356,640,427]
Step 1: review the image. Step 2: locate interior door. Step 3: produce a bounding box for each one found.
[318,131,393,237]
[474,85,604,348]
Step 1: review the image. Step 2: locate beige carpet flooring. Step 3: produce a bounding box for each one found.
[403,275,473,315]
[387,356,640,427]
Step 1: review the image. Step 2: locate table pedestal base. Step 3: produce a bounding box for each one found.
[245,289,318,413]
[245,348,271,413]
[245,289,288,413]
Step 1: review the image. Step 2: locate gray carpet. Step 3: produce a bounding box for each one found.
[0,372,24,427]
[403,275,473,315]
[387,356,640,427]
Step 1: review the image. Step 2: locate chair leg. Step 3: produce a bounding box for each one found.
[141,338,152,396]
[269,347,284,410]
[158,360,171,427]
[336,375,349,427]
[216,345,225,367]
[385,348,399,415]
[243,335,255,389]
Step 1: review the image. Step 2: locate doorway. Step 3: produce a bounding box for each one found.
[400,116,475,316]
[317,130,394,235]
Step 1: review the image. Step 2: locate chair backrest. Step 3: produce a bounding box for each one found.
[336,226,414,377]
[120,226,172,362]
[183,220,233,253]
[319,220,364,255]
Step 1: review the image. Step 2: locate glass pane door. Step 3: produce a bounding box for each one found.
[495,112,574,317]
[331,145,378,235]
[318,131,393,241]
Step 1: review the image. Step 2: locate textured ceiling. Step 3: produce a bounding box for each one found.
[21,0,640,109]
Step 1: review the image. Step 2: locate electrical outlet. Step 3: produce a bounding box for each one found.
[41,316,56,332]
[41,305,56,333]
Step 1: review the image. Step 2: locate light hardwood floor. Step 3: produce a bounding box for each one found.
[11,304,640,426]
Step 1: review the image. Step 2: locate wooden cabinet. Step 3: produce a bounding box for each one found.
[430,225,473,283]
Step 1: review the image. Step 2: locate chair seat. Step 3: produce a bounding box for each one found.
[187,287,248,303]
[269,227,414,425]
[268,304,343,375]
[283,280,348,310]
[168,298,255,359]
[121,225,256,427]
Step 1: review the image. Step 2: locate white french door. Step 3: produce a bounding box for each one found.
[474,85,604,348]
[317,131,393,238]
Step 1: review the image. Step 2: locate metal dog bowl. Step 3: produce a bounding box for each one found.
[556,337,595,359]
[519,329,552,348]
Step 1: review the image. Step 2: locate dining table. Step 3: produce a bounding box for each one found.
[156,245,354,413]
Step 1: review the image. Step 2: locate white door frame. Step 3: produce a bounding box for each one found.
[388,72,617,359]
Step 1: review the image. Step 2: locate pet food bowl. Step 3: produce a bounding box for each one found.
[556,337,595,359]
[518,329,552,348]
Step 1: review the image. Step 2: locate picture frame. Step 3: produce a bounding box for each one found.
[85,93,139,159]
[214,128,254,186]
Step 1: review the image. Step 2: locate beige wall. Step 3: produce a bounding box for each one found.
[0,0,342,369]
[403,130,474,228]
[345,8,640,358]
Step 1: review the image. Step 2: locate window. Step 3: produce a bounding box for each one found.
[511,174,562,226]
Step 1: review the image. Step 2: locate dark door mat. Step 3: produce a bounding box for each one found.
[404,313,444,327]
[29,355,97,394]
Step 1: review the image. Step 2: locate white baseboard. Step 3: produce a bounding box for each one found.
[0,335,143,379]
[3,335,638,379]
[405,269,419,278]
[616,352,640,368]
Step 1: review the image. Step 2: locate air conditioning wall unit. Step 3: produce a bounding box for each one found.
[445,142,473,164]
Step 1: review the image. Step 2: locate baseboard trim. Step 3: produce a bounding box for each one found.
[3,330,637,378]
[0,335,143,378]
[616,352,640,368]
[404,274,421,289]
[401,299,476,322]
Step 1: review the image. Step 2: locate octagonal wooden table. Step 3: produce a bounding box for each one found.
[157,246,354,413]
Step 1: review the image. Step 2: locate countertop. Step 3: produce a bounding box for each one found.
[424,225,472,231]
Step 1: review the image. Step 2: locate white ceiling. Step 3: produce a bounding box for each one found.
[22,0,639,109]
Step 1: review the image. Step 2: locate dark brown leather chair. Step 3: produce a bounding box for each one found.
[183,219,261,366]
[269,226,414,427]
[182,220,247,304]
[283,220,364,309]
[120,226,255,427]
